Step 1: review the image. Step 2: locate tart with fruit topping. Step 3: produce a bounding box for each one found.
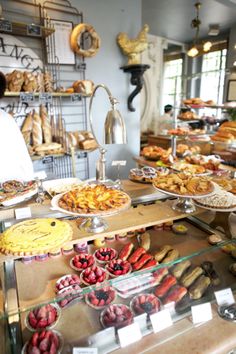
[80,265,108,285]
[85,286,116,309]
[23,330,62,354]
[70,254,95,271]
[100,304,133,329]
[55,274,81,293]
[130,293,161,315]
[26,304,60,331]
[106,259,132,277]
[94,247,117,264]
[57,284,82,308]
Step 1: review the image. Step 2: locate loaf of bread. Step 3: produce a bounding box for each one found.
[34,142,61,152]
[73,80,94,95]
[44,71,54,92]
[21,111,33,145]
[40,104,52,144]
[79,139,98,150]
[36,72,45,92]
[23,71,37,92]
[8,70,24,92]
[67,132,78,148]
[32,110,43,146]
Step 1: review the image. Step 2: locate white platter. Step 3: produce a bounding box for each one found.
[43,177,83,197]
[153,184,215,200]
[0,188,37,207]
[194,200,236,212]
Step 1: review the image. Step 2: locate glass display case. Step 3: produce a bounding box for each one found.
[1,201,236,354]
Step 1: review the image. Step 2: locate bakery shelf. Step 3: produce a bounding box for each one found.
[4,92,90,98]
[0,20,54,38]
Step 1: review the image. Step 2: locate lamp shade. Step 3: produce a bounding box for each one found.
[104,108,127,144]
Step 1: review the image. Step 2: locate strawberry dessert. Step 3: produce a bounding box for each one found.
[70,254,95,271]
[106,259,132,277]
[80,265,107,285]
[57,284,82,308]
[130,293,161,315]
[85,286,116,309]
[94,247,117,264]
[55,274,80,293]
[100,304,133,329]
[26,304,60,331]
[23,330,61,354]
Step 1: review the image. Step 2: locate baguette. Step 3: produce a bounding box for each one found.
[21,111,33,145]
[32,110,43,146]
[40,104,52,144]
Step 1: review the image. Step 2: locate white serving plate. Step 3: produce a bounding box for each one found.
[0,188,37,207]
[153,184,215,200]
[43,177,83,197]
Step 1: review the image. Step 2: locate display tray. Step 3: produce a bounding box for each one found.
[14,220,236,350]
[194,200,236,212]
[0,187,37,207]
[43,178,83,198]
[153,185,215,199]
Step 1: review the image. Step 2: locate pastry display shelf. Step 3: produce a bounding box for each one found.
[1,219,236,354]
[4,92,91,98]
[0,20,55,38]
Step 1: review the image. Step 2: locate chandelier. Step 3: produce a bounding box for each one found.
[187,2,212,58]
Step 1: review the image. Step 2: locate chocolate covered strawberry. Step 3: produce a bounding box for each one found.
[101,304,133,329]
[55,274,80,292]
[94,247,117,263]
[81,266,107,285]
[71,254,94,270]
[24,330,61,354]
[131,293,161,315]
[27,304,59,330]
[106,259,132,277]
[85,286,116,309]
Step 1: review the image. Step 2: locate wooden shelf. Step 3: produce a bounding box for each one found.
[4,92,90,98]
[0,20,54,38]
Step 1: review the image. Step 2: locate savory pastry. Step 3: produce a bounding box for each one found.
[171,260,191,279]
[8,70,24,92]
[23,71,37,92]
[180,266,203,288]
[0,218,73,256]
[189,275,211,300]
[139,232,151,251]
[58,184,131,215]
[2,180,23,193]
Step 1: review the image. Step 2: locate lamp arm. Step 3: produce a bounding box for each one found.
[89,84,118,149]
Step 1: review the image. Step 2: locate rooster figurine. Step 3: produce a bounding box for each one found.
[117,24,149,65]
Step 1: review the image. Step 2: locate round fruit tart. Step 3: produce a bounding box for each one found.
[130,293,161,315]
[22,330,62,354]
[94,247,117,264]
[100,304,133,329]
[55,274,81,293]
[80,265,108,285]
[85,286,116,309]
[26,304,60,331]
[70,254,95,271]
[105,259,132,278]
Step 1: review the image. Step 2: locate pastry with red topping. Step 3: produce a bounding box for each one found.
[23,330,62,354]
[130,293,161,315]
[81,265,107,285]
[26,304,60,331]
[55,274,81,293]
[94,247,117,264]
[100,304,133,329]
[85,286,116,309]
[106,259,132,277]
[70,254,95,271]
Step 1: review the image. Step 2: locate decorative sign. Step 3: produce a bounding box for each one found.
[20,92,35,103]
[27,24,42,37]
[71,93,82,102]
[48,20,75,65]
[73,348,97,354]
[150,309,173,333]
[39,93,53,104]
[214,288,235,307]
[118,322,142,348]
[191,302,212,324]
[0,20,12,32]
[15,207,32,220]
[112,160,127,166]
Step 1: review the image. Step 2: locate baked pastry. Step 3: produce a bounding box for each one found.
[79,139,98,150]
[73,80,94,95]
[34,142,62,156]
[85,286,116,309]
[36,72,44,92]
[131,293,160,315]
[100,304,133,329]
[207,234,222,245]
[21,111,33,145]
[0,218,73,256]
[58,184,131,215]
[44,71,54,92]
[195,188,236,209]
[32,110,43,146]
[40,104,52,144]
[23,71,37,92]
[8,70,24,92]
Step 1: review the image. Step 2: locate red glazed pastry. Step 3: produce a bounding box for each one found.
[128,247,146,264]
[141,259,158,269]
[81,266,108,285]
[100,304,133,329]
[70,254,95,271]
[26,304,60,331]
[163,285,188,305]
[119,242,134,260]
[154,275,177,298]
[106,259,132,277]
[94,247,117,264]
[55,274,81,293]
[85,286,116,309]
[132,253,153,271]
[130,293,161,315]
[24,330,62,354]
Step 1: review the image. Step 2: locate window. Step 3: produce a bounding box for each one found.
[162,58,183,109]
[200,49,227,109]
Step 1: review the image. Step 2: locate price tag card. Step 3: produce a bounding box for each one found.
[15,207,32,220]
[112,160,127,166]
[34,171,47,180]
[214,288,235,306]
[27,24,42,37]
[118,322,142,348]
[73,348,97,354]
[0,20,12,32]
[191,302,212,324]
[71,93,82,102]
[39,93,52,104]
[150,309,173,333]
[20,92,35,103]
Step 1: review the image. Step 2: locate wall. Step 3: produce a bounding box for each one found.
[69,0,142,180]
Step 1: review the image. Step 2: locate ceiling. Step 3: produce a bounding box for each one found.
[142,0,236,43]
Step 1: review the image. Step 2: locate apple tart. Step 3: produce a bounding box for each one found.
[0,218,73,256]
[58,184,131,215]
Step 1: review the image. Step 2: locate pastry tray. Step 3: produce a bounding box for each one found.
[153,184,216,199]
[43,178,83,197]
